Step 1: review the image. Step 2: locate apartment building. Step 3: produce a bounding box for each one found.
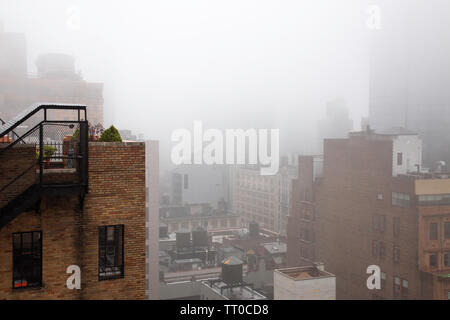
[0,104,146,299]
[287,128,450,299]
[234,165,297,235]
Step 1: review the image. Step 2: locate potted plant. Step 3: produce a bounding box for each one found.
[36,146,57,169]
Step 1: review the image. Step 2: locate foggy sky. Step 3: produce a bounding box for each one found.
[0,0,372,166]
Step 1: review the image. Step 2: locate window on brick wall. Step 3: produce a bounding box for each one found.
[12,231,42,289]
[393,217,400,236]
[380,215,386,232]
[381,272,386,289]
[445,222,450,239]
[394,246,400,262]
[430,223,438,240]
[380,242,386,258]
[373,216,379,231]
[372,240,379,257]
[392,192,410,208]
[444,252,450,267]
[394,276,401,297]
[430,253,437,268]
[402,279,409,297]
[99,225,124,280]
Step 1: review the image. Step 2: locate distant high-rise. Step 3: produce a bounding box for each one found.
[369,0,450,168]
[0,27,104,126]
[317,98,353,152]
[0,28,27,78]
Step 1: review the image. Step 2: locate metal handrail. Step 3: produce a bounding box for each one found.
[0,161,37,194]
[0,117,24,143]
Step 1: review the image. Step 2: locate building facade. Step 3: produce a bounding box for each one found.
[234,165,297,235]
[0,139,146,299]
[287,130,450,299]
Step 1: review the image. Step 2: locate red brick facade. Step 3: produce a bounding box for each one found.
[287,135,450,300]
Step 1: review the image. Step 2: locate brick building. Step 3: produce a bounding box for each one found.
[234,165,297,235]
[0,104,146,299]
[287,129,450,300]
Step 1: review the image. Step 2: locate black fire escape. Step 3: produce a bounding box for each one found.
[0,103,89,230]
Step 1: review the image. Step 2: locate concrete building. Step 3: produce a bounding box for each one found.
[287,129,450,299]
[274,264,336,300]
[161,203,239,234]
[171,164,232,210]
[0,104,145,299]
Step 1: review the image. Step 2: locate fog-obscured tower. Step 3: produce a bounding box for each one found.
[369,0,450,168]
[317,98,353,152]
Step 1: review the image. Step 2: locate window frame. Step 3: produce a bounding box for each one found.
[445,222,450,239]
[429,253,438,268]
[393,246,400,262]
[393,217,400,236]
[444,252,450,267]
[12,231,42,290]
[98,225,125,281]
[429,222,438,240]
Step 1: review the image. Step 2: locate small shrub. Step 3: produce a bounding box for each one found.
[99,125,122,142]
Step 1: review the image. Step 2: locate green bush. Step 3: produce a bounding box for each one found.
[36,146,57,160]
[99,125,122,142]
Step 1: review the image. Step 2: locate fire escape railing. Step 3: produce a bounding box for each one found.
[0,104,89,196]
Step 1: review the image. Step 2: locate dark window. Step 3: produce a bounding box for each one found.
[381,272,386,289]
[99,225,124,280]
[12,231,42,289]
[429,223,438,240]
[429,253,437,267]
[372,240,379,257]
[373,216,379,231]
[380,242,386,258]
[393,217,400,236]
[445,222,450,239]
[397,153,403,166]
[394,246,400,262]
[444,252,450,267]
[380,215,386,232]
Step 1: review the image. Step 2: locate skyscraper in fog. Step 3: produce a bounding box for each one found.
[369,0,450,168]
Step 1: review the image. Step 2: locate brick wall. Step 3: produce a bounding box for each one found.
[0,144,36,208]
[0,141,146,299]
[288,136,436,299]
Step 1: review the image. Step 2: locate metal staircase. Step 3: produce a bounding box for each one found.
[0,103,89,229]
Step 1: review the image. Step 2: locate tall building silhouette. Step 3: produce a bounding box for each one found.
[369,0,450,169]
